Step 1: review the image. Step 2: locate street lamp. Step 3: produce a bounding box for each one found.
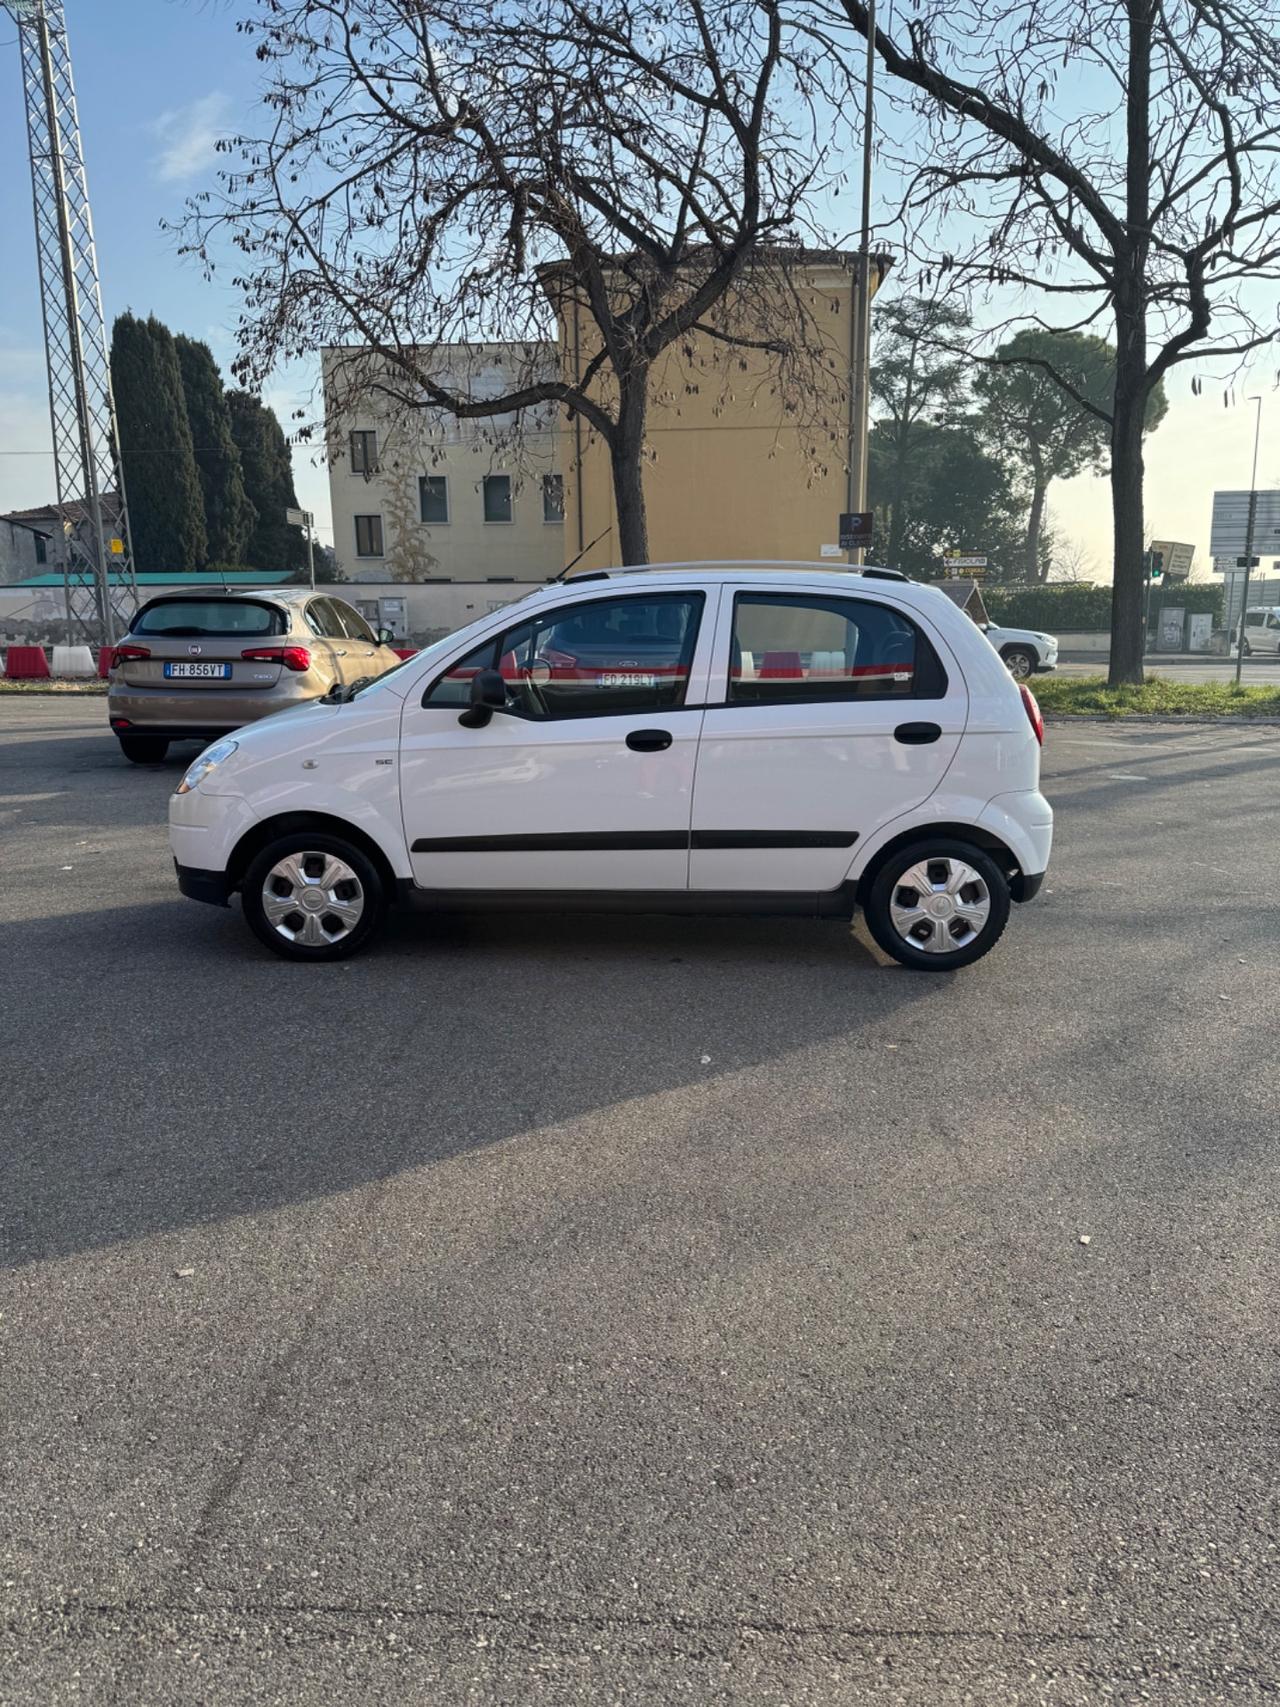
[846,0,876,566]
[1235,395,1263,687]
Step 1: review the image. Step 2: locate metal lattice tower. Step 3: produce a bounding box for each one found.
[6,0,135,644]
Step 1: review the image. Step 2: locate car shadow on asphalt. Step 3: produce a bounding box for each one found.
[0,895,944,1269]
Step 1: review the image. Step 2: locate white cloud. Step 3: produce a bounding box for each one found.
[151,92,232,185]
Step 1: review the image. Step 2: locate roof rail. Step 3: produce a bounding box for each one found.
[557,559,912,583]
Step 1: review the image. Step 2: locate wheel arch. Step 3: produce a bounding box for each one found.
[227,812,400,897]
[855,822,1030,904]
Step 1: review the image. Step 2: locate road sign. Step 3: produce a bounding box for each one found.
[838,510,873,550]
[820,543,842,558]
[1148,538,1194,580]
[942,553,989,574]
[108,537,123,555]
[286,506,312,528]
[1209,490,1280,557]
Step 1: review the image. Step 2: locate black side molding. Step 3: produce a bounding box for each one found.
[410,830,859,853]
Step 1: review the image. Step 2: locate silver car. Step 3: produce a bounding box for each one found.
[107,588,404,764]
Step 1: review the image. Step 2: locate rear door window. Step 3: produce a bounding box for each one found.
[133,599,286,638]
[728,593,945,703]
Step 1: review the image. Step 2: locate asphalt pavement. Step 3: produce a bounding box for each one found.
[3,699,1279,1705]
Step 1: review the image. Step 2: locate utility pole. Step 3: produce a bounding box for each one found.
[6,0,136,647]
[1235,395,1262,687]
[846,0,876,567]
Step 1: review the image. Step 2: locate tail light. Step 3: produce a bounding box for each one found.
[1019,683,1044,745]
[111,643,150,667]
[241,645,311,672]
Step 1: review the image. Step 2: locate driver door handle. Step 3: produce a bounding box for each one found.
[894,721,942,745]
[626,729,673,752]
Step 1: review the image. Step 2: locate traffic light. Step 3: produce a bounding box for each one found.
[1144,549,1164,582]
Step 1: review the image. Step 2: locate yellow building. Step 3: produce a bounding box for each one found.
[550,250,892,573]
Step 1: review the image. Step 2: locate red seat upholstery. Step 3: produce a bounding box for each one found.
[759,650,803,679]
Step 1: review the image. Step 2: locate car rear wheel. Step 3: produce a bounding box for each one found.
[242,832,386,961]
[1000,645,1036,680]
[864,839,1011,971]
[118,734,169,764]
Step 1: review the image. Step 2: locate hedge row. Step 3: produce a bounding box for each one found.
[984,582,1224,631]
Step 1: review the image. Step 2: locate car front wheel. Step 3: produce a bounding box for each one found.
[242,832,386,961]
[864,840,1011,971]
[1000,646,1036,680]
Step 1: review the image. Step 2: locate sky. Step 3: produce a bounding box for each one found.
[0,0,1273,576]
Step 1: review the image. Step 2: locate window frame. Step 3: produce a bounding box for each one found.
[723,590,947,706]
[350,430,378,476]
[542,473,565,525]
[482,473,513,525]
[354,514,384,558]
[420,590,707,721]
[419,474,450,526]
[34,533,48,565]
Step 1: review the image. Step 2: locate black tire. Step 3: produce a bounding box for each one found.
[1000,646,1036,680]
[864,838,1011,971]
[118,734,169,764]
[241,831,387,962]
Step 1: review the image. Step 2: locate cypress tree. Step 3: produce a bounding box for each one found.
[225,390,308,570]
[175,335,256,566]
[110,312,206,571]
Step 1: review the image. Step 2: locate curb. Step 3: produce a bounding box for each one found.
[1045,712,1280,726]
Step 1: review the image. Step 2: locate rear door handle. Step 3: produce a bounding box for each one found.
[894,721,942,745]
[626,729,673,752]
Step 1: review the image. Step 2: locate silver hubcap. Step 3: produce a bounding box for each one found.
[889,856,991,954]
[261,851,364,947]
[1005,651,1032,679]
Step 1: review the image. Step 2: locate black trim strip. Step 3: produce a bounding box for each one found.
[411,829,858,854]
[691,830,858,850]
[412,831,687,853]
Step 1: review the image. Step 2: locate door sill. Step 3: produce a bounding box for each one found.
[396,883,857,920]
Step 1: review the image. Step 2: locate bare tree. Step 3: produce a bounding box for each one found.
[826,0,1280,683]
[178,0,848,566]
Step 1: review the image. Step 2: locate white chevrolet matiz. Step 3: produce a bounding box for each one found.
[170,563,1053,971]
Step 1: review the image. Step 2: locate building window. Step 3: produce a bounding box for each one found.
[542,473,564,524]
[482,474,513,524]
[354,514,384,558]
[419,475,449,525]
[34,533,47,564]
[350,430,378,475]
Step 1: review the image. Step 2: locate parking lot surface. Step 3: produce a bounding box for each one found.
[3,698,1279,1705]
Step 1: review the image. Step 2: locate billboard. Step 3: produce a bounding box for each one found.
[1148,539,1195,580]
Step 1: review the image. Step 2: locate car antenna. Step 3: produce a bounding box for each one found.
[553,527,612,582]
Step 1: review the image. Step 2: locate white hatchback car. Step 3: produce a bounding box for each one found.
[170,563,1053,970]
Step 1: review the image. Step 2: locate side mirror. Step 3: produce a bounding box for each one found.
[377,627,395,645]
[458,667,507,728]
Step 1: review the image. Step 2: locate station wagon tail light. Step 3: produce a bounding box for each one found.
[1019,683,1044,745]
[241,645,311,672]
[111,643,150,666]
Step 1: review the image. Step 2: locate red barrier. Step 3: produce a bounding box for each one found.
[4,645,50,680]
[392,647,418,660]
[98,646,114,678]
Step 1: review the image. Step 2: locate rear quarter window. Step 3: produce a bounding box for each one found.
[133,600,287,638]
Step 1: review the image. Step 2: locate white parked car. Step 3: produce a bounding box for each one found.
[1237,606,1280,655]
[170,562,1053,971]
[983,621,1059,679]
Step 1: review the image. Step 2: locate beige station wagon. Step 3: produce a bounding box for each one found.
[107,588,404,764]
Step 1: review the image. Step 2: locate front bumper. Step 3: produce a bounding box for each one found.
[175,860,233,907]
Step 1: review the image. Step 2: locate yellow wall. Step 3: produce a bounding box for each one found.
[557,262,887,572]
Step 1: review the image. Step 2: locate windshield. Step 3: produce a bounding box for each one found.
[133,599,286,638]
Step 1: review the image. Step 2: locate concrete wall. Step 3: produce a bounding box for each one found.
[322,347,566,585]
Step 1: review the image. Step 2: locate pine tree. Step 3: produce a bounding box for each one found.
[175,335,256,566]
[225,390,307,570]
[111,313,207,571]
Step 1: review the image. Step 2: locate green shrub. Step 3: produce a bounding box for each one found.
[986,582,1223,631]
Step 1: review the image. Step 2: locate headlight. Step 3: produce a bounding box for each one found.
[175,738,239,795]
